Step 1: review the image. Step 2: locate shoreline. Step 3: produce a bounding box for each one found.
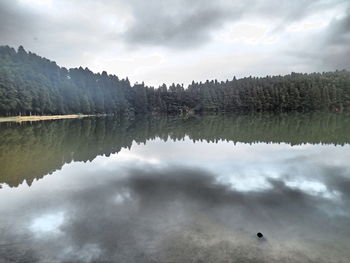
[0,114,93,123]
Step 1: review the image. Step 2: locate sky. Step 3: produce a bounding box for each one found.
[0,0,349,87]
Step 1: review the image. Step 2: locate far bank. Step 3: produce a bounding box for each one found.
[0,114,92,123]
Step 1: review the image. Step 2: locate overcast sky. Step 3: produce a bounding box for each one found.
[1,0,349,86]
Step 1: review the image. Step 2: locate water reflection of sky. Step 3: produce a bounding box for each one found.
[1,137,350,262]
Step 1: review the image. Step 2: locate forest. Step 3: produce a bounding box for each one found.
[1,45,350,116]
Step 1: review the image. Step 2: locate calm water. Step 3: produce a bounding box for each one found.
[0,113,350,263]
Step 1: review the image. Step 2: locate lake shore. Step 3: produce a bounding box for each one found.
[0,114,92,123]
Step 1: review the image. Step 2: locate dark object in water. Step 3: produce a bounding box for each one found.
[257,232,263,238]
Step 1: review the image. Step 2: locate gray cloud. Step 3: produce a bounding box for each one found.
[327,8,350,44]
[122,0,235,48]
[0,0,349,85]
[0,1,40,43]
[285,7,350,71]
[1,0,346,50]
[320,8,350,70]
[0,0,124,67]
[121,0,342,48]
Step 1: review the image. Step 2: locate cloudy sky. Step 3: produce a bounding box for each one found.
[1,0,349,86]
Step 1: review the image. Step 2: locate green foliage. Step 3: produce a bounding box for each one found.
[1,45,350,116]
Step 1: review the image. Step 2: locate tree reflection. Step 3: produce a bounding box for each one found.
[0,112,349,187]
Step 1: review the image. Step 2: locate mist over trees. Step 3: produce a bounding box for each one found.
[1,45,350,116]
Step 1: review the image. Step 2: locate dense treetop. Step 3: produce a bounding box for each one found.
[1,45,350,116]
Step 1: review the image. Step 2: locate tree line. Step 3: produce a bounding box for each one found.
[1,45,350,116]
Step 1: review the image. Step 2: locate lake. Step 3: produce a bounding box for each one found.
[1,113,350,263]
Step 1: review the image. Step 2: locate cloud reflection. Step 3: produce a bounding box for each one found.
[0,157,349,262]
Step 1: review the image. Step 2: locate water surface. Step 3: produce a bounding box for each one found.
[0,113,350,262]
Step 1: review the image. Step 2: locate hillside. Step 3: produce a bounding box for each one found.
[1,45,350,116]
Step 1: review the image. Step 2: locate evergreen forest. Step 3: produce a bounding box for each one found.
[1,45,350,116]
